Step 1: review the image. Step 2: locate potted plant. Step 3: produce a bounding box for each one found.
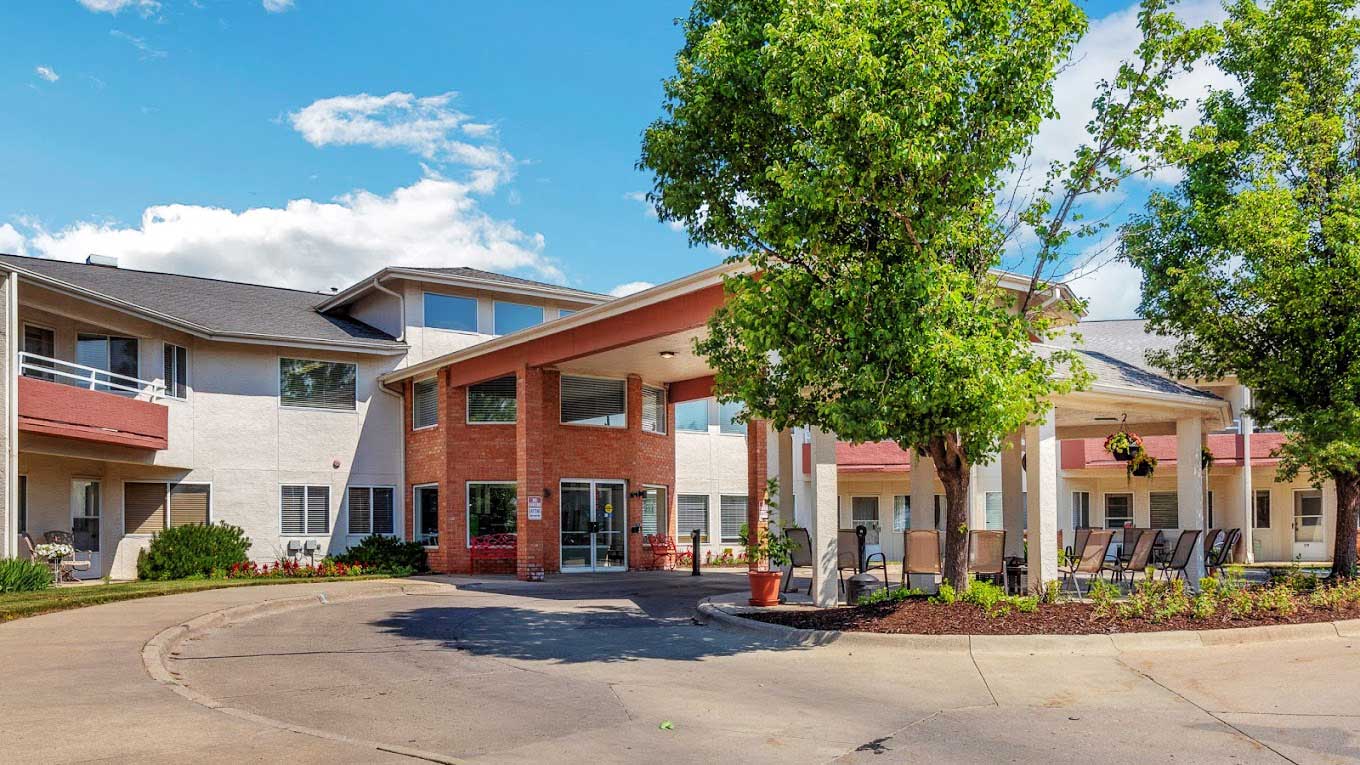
[1127,448,1158,478]
[1201,445,1215,472]
[739,522,795,606]
[1104,431,1144,461]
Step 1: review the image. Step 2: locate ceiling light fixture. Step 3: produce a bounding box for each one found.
[659,351,677,359]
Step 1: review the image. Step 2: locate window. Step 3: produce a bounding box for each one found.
[467,482,517,542]
[720,495,747,542]
[933,495,946,528]
[718,400,746,435]
[984,492,1003,530]
[558,309,577,319]
[1071,491,1091,528]
[77,333,138,392]
[17,475,27,534]
[678,494,709,542]
[163,343,188,399]
[424,293,478,332]
[1149,492,1179,529]
[675,399,709,432]
[642,487,668,536]
[851,496,879,527]
[279,358,356,410]
[126,482,210,535]
[1105,493,1133,528]
[560,375,626,427]
[494,301,545,335]
[893,495,909,531]
[281,485,329,535]
[642,386,666,434]
[414,485,439,546]
[348,486,395,535]
[1254,489,1272,528]
[413,378,439,429]
[22,325,55,381]
[1207,491,1216,528]
[468,375,517,423]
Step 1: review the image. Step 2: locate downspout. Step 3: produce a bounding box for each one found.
[369,276,408,540]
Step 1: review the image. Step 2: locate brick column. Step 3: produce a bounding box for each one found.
[627,375,645,570]
[516,365,546,581]
[747,418,768,571]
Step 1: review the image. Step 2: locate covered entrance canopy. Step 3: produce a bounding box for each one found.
[384,263,1231,599]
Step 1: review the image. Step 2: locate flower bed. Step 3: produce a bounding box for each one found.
[227,559,369,579]
[748,573,1360,635]
[676,549,750,568]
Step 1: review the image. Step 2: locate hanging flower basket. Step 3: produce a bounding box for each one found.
[1127,449,1157,478]
[1201,445,1215,472]
[1104,431,1144,461]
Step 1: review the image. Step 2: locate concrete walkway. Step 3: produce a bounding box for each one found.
[3,572,1359,763]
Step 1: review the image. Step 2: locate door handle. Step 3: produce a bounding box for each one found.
[588,521,601,534]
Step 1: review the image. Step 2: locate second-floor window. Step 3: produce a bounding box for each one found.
[494,301,545,335]
[77,333,138,392]
[718,400,746,435]
[642,385,666,434]
[468,375,517,423]
[163,343,188,399]
[424,292,479,332]
[676,399,709,432]
[412,378,439,429]
[561,375,625,427]
[279,358,357,411]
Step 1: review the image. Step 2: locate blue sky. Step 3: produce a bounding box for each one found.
[0,0,1223,314]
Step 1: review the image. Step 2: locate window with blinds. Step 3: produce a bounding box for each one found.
[412,378,439,429]
[170,484,210,527]
[560,375,626,427]
[125,482,167,535]
[984,492,1003,530]
[279,358,356,410]
[1071,491,1091,528]
[281,485,330,535]
[163,343,188,399]
[642,487,667,536]
[468,375,517,423]
[678,494,709,542]
[893,495,909,531]
[1149,492,1179,529]
[347,486,395,535]
[720,495,747,542]
[1105,493,1133,528]
[642,386,666,434]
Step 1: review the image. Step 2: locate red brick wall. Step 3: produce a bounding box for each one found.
[407,367,676,577]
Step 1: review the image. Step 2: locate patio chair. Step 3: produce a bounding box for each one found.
[1118,528,1145,566]
[1157,529,1203,582]
[1207,528,1241,577]
[900,529,942,587]
[1059,529,1114,597]
[1202,528,1223,560]
[967,530,1008,592]
[1104,529,1161,586]
[837,528,888,596]
[780,527,814,596]
[1065,528,1091,567]
[644,534,677,571]
[26,531,90,582]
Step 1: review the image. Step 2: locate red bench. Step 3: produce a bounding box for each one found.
[469,533,517,573]
[644,534,677,571]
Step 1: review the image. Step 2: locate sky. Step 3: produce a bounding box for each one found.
[1,0,1230,317]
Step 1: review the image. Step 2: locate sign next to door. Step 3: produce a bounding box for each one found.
[527,495,543,521]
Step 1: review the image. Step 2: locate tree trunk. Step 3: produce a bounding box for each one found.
[927,434,972,591]
[1329,472,1359,582]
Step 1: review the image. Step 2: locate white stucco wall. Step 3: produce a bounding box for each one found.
[675,397,751,557]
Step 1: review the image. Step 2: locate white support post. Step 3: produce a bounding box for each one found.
[1025,409,1059,595]
[1178,416,1207,585]
[909,445,938,591]
[1239,387,1255,563]
[1001,430,1025,559]
[808,427,840,607]
[775,428,795,528]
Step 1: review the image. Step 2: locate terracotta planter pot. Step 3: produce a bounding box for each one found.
[747,570,783,607]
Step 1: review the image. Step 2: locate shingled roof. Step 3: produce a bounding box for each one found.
[0,254,401,349]
[398,265,610,297]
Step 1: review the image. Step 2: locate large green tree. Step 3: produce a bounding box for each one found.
[641,0,1213,589]
[1123,0,1360,579]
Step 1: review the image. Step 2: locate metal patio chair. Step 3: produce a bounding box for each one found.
[900,529,942,587]
[1104,529,1161,586]
[780,527,814,596]
[1158,529,1203,582]
[1202,528,1223,560]
[837,528,888,595]
[1118,527,1145,566]
[1065,528,1091,568]
[967,530,1008,592]
[1207,528,1241,577]
[1059,529,1114,597]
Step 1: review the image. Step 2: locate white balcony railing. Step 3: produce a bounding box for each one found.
[18,351,166,402]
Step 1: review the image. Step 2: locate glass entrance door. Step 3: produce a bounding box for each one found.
[560,480,627,572]
[71,479,101,579]
[1293,490,1326,561]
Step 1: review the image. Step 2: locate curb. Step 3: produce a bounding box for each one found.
[696,595,1360,656]
[142,579,468,765]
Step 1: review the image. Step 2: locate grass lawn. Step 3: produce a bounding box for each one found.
[0,575,395,623]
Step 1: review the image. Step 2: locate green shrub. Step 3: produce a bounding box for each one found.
[858,585,924,606]
[0,558,53,593]
[1256,584,1297,616]
[136,524,250,581]
[332,535,426,574]
[1088,578,1121,617]
[1118,578,1190,622]
[930,582,959,605]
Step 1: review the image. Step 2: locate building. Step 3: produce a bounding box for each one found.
[0,252,1347,593]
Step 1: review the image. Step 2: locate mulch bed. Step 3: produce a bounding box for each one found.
[745,599,1360,636]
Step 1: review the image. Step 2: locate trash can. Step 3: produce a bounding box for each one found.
[846,572,881,605]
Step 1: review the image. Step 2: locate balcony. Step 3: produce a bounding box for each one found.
[17,352,169,450]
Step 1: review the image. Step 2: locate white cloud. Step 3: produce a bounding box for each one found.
[77,0,159,14]
[624,190,684,232]
[262,0,294,12]
[1024,0,1233,186]
[5,171,560,291]
[609,281,654,297]
[1065,251,1143,320]
[110,30,167,60]
[34,66,59,83]
[289,92,510,171]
